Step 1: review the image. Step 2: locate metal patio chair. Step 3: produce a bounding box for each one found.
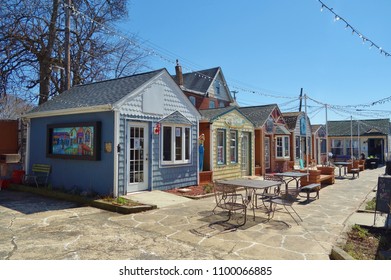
[212,182,248,226]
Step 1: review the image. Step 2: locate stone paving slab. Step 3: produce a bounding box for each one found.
[0,167,386,260]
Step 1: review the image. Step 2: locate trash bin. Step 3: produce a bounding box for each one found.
[386,161,391,175]
[11,170,25,184]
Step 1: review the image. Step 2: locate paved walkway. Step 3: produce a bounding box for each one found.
[0,167,387,260]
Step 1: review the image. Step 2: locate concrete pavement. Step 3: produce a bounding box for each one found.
[0,166,387,260]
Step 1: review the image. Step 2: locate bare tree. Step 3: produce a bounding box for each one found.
[0,0,147,105]
[0,94,33,119]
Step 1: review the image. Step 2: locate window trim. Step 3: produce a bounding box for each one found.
[161,124,192,165]
[276,135,290,159]
[217,129,226,165]
[230,130,238,163]
[331,139,343,156]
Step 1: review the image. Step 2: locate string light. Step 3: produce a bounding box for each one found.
[317,0,390,57]
[14,1,390,117]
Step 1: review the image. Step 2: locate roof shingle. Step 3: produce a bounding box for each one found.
[327,119,391,136]
[27,69,164,114]
[239,104,278,127]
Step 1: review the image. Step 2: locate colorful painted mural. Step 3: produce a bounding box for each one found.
[50,125,94,156]
[47,122,100,160]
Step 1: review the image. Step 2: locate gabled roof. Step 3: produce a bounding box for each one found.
[25,69,165,117]
[199,106,237,121]
[327,119,391,136]
[199,106,252,124]
[275,125,290,135]
[282,112,302,130]
[182,67,220,94]
[160,111,192,125]
[311,124,323,134]
[177,67,235,104]
[239,104,280,127]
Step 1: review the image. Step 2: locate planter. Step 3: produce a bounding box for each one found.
[91,200,156,214]
[199,171,213,184]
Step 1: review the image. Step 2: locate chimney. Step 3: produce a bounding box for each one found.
[175,59,183,86]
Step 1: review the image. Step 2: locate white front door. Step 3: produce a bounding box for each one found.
[127,122,149,192]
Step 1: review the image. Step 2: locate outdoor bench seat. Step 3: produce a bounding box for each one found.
[358,160,365,171]
[350,168,359,179]
[347,161,361,178]
[299,183,320,203]
[23,164,51,188]
[298,166,335,187]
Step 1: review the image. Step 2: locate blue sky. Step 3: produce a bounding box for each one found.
[118,0,391,124]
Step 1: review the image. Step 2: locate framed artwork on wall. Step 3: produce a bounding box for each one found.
[46,122,101,160]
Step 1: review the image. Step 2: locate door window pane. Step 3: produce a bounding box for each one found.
[129,126,145,183]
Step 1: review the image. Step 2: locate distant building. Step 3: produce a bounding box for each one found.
[327,118,391,163]
[282,111,312,165]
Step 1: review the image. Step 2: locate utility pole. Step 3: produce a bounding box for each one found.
[325,103,329,164]
[350,116,353,159]
[64,0,71,91]
[231,90,238,100]
[299,88,303,112]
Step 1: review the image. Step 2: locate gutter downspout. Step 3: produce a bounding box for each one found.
[24,118,31,174]
[304,94,309,178]
[210,123,214,182]
[197,119,200,186]
[113,110,120,198]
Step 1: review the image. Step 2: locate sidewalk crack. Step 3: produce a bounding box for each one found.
[5,215,18,260]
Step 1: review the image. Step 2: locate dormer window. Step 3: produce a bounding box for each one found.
[215,80,220,95]
[189,96,196,106]
[209,100,216,108]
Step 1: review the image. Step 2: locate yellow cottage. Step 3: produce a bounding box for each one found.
[198,106,255,183]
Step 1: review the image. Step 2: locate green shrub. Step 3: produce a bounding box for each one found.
[203,184,214,194]
[365,198,376,211]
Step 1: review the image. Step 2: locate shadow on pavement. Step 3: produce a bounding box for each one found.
[0,190,81,215]
[190,210,291,238]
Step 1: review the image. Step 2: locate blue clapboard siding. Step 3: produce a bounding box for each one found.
[117,117,126,195]
[118,74,199,194]
[29,112,115,195]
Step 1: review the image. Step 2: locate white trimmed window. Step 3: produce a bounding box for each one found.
[230,130,238,163]
[217,129,226,165]
[276,136,290,159]
[331,139,343,156]
[162,125,191,164]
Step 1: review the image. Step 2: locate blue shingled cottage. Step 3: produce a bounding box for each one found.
[24,69,201,196]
